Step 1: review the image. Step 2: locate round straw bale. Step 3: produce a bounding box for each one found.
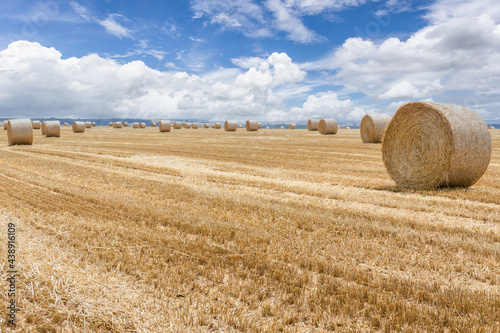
[382,102,491,189]
[45,120,60,137]
[91,122,96,127]
[224,120,237,131]
[41,121,47,135]
[183,122,191,129]
[85,122,92,128]
[64,122,69,126]
[307,119,319,131]
[319,119,338,135]
[246,120,259,131]
[289,123,296,129]
[238,124,243,128]
[265,126,269,129]
[4,122,7,130]
[258,122,262,129]
[360,114,392,143]
[204,123,209,128]
[215,122,222,129]
[139,122,146,128]
[488,126,494,129]
[123,122,128,127]
[279,126,284,129]
[7,119,33,145]
[132,122,139,128]
[114,122,123,128]
[192,123,199,129]
[73,121,86,133]
[173,121,181,129]
[151,122,157,127]
[32,120,41,129]
[345,126,351,129]
[109,122,113,126]
[159,120,171,132]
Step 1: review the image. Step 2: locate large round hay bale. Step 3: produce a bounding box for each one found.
[307,119,319,131]
[360,114,392,143]
[85,122,92,128]
[214,122,222,129]
[225,121,237,131]
[139,122,146,128]
[382,102,491,189]
[319,119,338,135]
[289,123,296,129]
[114,122,123,128]
[45,120,60,137]
[159,120,171,132]
[32,120,41,129]
[246,120,259,131]
[72,121,86,133]
[7,119,33,145]
[41,121,47,135]
[192,123,199,129]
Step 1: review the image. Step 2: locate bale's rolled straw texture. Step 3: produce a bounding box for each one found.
[246,120,259,131]
[114,122,123,128]
[204,123,210,128]
[73,121,86,133]
[32,120,41,129]
[224,121,237,131]
[307,119,319,131]
[159,120,171,132]
[319,119,338,135]
[289,123,296,129]
[85,122,92,128]
[91,122,96,127]
[173,121,182,129]
[139,122,146,128]
[132,122,139,128]
[214,123,222,129]
[123,122,129,127]
[44,120,60,137]
[360,114,392,143]
[41,121,47,135]
[7,119,33,145]
[151,122,157,127]
[382,102,491,189]
[192,123,199,129]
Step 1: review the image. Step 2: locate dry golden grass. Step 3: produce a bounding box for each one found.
[0,126,499,332]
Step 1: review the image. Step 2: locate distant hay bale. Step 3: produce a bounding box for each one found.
[279,126,284,129]
[214,122,222,129]
[319,119,338,135]
[192,123,199,129]
[85,122,92,128]
[91,122,96,127]
[32,120,41,129]
[488,126,495,129]
[45,120,60,138]
[204,123,209,128]
[246,120,259,131]
[64,122,69,126]
[238,124,243,128]
[41,121,47,135]
[183,122,192,129]
[151,122,157,127]
[307,119,319,131]
[173,121,182,129]
[159,120,171,132]
[139,122,146,128]
[224,120,237,131]
[109,122,113,126]
[258,122,262,129]
[382,102,491,189]
[114,122,123,128]
[360,114,392,143]
[7,119,33,145]
[3,122,7,130]
[265,126,269,129]
[345,126,351,129]
[132,122,139,128]
[289,123,296,129]
[123,122,129,127]
[72,121,86,133]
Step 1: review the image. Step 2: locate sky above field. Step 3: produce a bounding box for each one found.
[0,0,499,122]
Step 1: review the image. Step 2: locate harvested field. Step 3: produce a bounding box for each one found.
[0,127,499,332]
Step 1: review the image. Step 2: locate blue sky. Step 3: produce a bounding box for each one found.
[0,0,499,122]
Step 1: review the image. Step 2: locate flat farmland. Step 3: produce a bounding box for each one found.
[0,126,499,332]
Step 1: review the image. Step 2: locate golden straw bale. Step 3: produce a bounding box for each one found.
[172,121,182,129]
[224,121,237,131]
[319,119,338,135]
[91,122,96,127]
[238,124,243,128]
[360,114,392,143]
[44,120,60,137]
[132,122,139,128]
[214,123,222,129]
[183,122,191,129]
[64,122,69,126]
[265,126,269,129]
[258,122,261,129]
[139,122,146,128]
[109,122,113,126]
[204,123,210,128]
[345,126,351,129]
[72,121,86,133]
[41,121,47,135]
[7,119,33,145]
[488,126,495,129]
[123,122,128,127]
[32,120,41,129]
[246,120,259,131]
[159,120,171,132]
[279,126,284,129]
[114,122,123,128]
[289,123,296,129]
[307,119,319,131]
[151,122,157,127]
[382,102,491,189]
[85,122,92,128]
[192,123,199,129]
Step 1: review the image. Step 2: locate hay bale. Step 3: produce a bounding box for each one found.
[279,126,284,129]
[114,122,123,128]
[159,120,171,132]
[64,122,69,126]
[265,126,269,129]
[246,120,259,131]
[109,122,113,126]
[139,122,146,128]
[238,124,243,128]
[360,114,392,143]
[173,121,182,129]
[204,123,209,128]
[3,122,7,130]
[7,119,33,145]
[258,122,262,129]
[382,102,491,189]
[73,121,86,133]
[123,122,129,127]
[41,121,47,135]
[91,122,96,127]
[307,119,319,131]
[183,122,191,129]
[488,126,495,129]
[192,123,199,129]
[85,122,92,128]
[345,126,351,129]
[151,122,157,127]
[319,119,338,135]
[214,122,222,129]
[225,121,237,131]
[0,121,3,129]
[32,120,41,129]
[132,122,139,128]
[45,120,60,138]
[289,123,296,129]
